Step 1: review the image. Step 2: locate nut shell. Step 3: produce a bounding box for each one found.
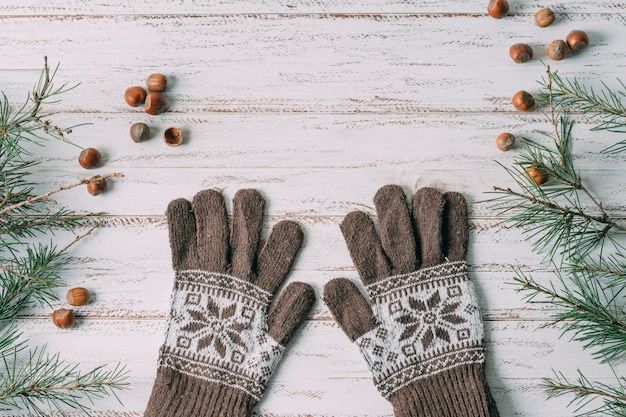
[78,147,102,169]
[163,127,183,147]
[496,132,516,151]
[124,86,147,107]
[487,0,509,18]
[87,176,107,196]
[547,39,568,61]
[567,30,589,52]
[145,92,166,115]
[67,287,91,306]
[509,43,533,63]
[146,73,167,92]
[512,90,535,111]
[534,8,555,27]
[526,165,549,185]
[52,308,76,329]
[130,123,150,143]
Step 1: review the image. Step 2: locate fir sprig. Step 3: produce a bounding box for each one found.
[543,370,626,417]
[490,65,626,415]
[0,59,128,415]
[0,349,128,416]
[514,269,626,363]
[0,56,84,160]
[539,66,626,151]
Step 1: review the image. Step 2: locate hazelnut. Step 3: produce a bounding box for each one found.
[509,43,533,63]
[130,122,150,143]
[512,90,535,111]
[52,308,76,328]
[67,287,91,306]
[146,73,167,92]
[547,39,568,61]
[526,165,549,185]
[87,176,107,196]
[163,127,183,147]
[145,92,166,115]
[567,30,589,52]
[124,86,147,107]
[534,8,555,27]
[496,132,516,151]
[78,147,102,169]
[487,0,509,18]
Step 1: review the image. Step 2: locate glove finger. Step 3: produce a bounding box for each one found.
[340,211,390,285]
[230,189,265,280]
[443,192,469,262]
[191,190,229,272]
[374,185,417,275]
[166,198,197,270]
[268,282,315,345]
[323,278,375,341]
[412,187,445,268]
[256,220,304,295]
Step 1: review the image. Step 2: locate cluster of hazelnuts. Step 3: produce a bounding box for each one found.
[51,287,91,329]
[488,1,590,185]
[124,74,183,147]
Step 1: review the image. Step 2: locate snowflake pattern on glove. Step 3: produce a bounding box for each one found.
[355,261,485,398]
[159,270,285,400]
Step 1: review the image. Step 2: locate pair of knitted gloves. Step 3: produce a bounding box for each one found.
[144,185,499,417]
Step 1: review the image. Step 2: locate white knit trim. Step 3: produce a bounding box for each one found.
[355,261,484,398]
[160,270,284,400]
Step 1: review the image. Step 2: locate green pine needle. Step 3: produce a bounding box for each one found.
[539,66,626,151]
[491,65,626,415]
[0,58,128,415]
[542,369,626,417]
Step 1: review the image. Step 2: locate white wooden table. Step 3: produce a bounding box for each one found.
[2,1,625,415]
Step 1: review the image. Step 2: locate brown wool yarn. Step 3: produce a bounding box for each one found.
[324,184,499,417]
[144,189,315,417]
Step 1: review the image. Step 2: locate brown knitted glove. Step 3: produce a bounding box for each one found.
[324,185,499,417]
[145,189,315,417]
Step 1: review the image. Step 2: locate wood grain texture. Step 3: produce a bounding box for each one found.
[3,0,626,15]
[0,14,623,113]
[1,2,624,416]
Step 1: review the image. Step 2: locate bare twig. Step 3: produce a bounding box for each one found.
[0,172,124,217]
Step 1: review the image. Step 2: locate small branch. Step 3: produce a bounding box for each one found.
[548,382,626,403]
[0,172,124,217]
[492,186,623,230]
[58,222,100,254]
[516,276,626,334]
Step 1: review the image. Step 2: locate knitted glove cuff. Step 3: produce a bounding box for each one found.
[160,270,284,401]
[388,362,498,417]
[355,261,485,398]
[145,366,255,417]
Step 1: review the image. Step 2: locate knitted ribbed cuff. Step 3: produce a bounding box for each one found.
[144,366,256,417]
[388,363,499,417]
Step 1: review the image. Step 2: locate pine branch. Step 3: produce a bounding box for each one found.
[0,346,129,416]
[514,270,626,363]
[543,370,626,417]
[540,66,626,153]
[0,57,84,160]
[491,65,626,414]
[0,59,129,415]
[0,172,124,218]
[0,224,99,324]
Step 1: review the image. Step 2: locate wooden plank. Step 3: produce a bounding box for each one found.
[17,216,566,321]
[0,15,622,112]
[3,318,620,416]
[22,165,626,219]
[15,113,625,168]
[2,0,626,15]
